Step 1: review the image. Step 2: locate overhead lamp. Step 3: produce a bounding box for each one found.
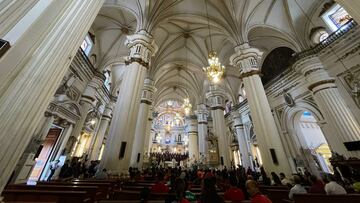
[203,51,225,83]
[202,0,225,83]
[182,98,192,115]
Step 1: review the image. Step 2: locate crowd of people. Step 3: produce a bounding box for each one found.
[49,157,360,203]
[127,165,360,203]
[150,152,189,163]
[50,158,108,180]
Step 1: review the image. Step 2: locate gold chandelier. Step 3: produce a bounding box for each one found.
[203,51,225,83]
[182,98,192,116]
[203,0,225,83]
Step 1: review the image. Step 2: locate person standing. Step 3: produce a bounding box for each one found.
[47,160,60,181]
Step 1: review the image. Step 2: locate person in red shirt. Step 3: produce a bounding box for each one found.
[308,175,326,194]
[246,180,272,203]
[151,172,169,193]
[224,177,245,203]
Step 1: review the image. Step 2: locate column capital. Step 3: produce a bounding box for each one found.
[206,84,226,110]
[230,43,263,78]
[293,55,336,93]
[195,104,209,123]
[230,111,243,127]
[125,30,158,69]
[141,78,157,105]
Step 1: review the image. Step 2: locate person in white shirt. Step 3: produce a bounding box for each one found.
[324,175,347,195]
[280,172,291,186]
[289,175,307,200]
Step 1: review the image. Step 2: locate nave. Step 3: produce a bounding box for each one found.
[1,0,360,202]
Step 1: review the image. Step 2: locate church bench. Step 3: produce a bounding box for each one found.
[265,189,290,203]
[6,184,98,202]
[38,181,111,199]
[112,190,224,200]
[100,201,250,203]
[2,189,91,203]
[293,193,360,203]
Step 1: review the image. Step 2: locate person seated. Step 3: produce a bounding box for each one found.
[166,178,190,203]
[279,172,291,186]
[289,175,307,200]
[224,177,245,203]
[95,168,108,179]
[323,174,347,195]
[198,176,225,203]
[151,172,170,193]
[245,180,272,203]
[308,175,326,194]
[270,172,282,186]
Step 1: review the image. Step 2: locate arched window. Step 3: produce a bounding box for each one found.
[321,3,352,32]
[81,33,93,56]
[104,71,111,91]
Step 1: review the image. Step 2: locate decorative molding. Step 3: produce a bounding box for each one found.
[308,79,336,91]
[125,57,149,69]
[239,70,261,79]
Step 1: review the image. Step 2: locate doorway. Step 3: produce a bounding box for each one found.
[27,128,62,183]
[295,111,332,173]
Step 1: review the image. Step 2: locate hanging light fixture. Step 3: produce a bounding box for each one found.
[202,0,225,83]
[182,41,192,115]
[183,98,192,116]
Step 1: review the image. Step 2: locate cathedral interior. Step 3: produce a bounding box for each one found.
[1,0,360,202]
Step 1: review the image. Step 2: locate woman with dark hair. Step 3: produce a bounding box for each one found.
[198,176,225,203]
[270,172,282,186]
[166,178,189,203]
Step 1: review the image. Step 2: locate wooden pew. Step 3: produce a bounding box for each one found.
[38,181,111,199]
[2,189,91,203]
[6,184,98,202]
[294,193,360,203]
[266,189,291,203]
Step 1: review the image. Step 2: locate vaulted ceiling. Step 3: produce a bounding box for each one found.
[90,0,332,110]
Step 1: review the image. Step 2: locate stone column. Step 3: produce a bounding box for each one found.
[54,123,74,160]
[130,78,156,167]
[0,0,104,192]
[102,30,158,173]
[206,84,230,167]
[195,104,209,157]
[336,0,360,24]
[69,97,95,155]
[186,115,199,161]
[89,101,114,160]
[231,111,251,169]
[230,43,291,174]
[294,55,360,157]
[0,0,39,38]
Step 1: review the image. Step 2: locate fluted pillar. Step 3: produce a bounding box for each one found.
[130,78,156,167]
[230,43,291,174]
[231,111,251,169]
[102,31,158,173]
[195,104,209,158]
[186,115,199,161]
[0,0,39,38]
[206,84,230,167]
[294,56,360,157]
[0,0,104,192]
[89,101,114,160]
